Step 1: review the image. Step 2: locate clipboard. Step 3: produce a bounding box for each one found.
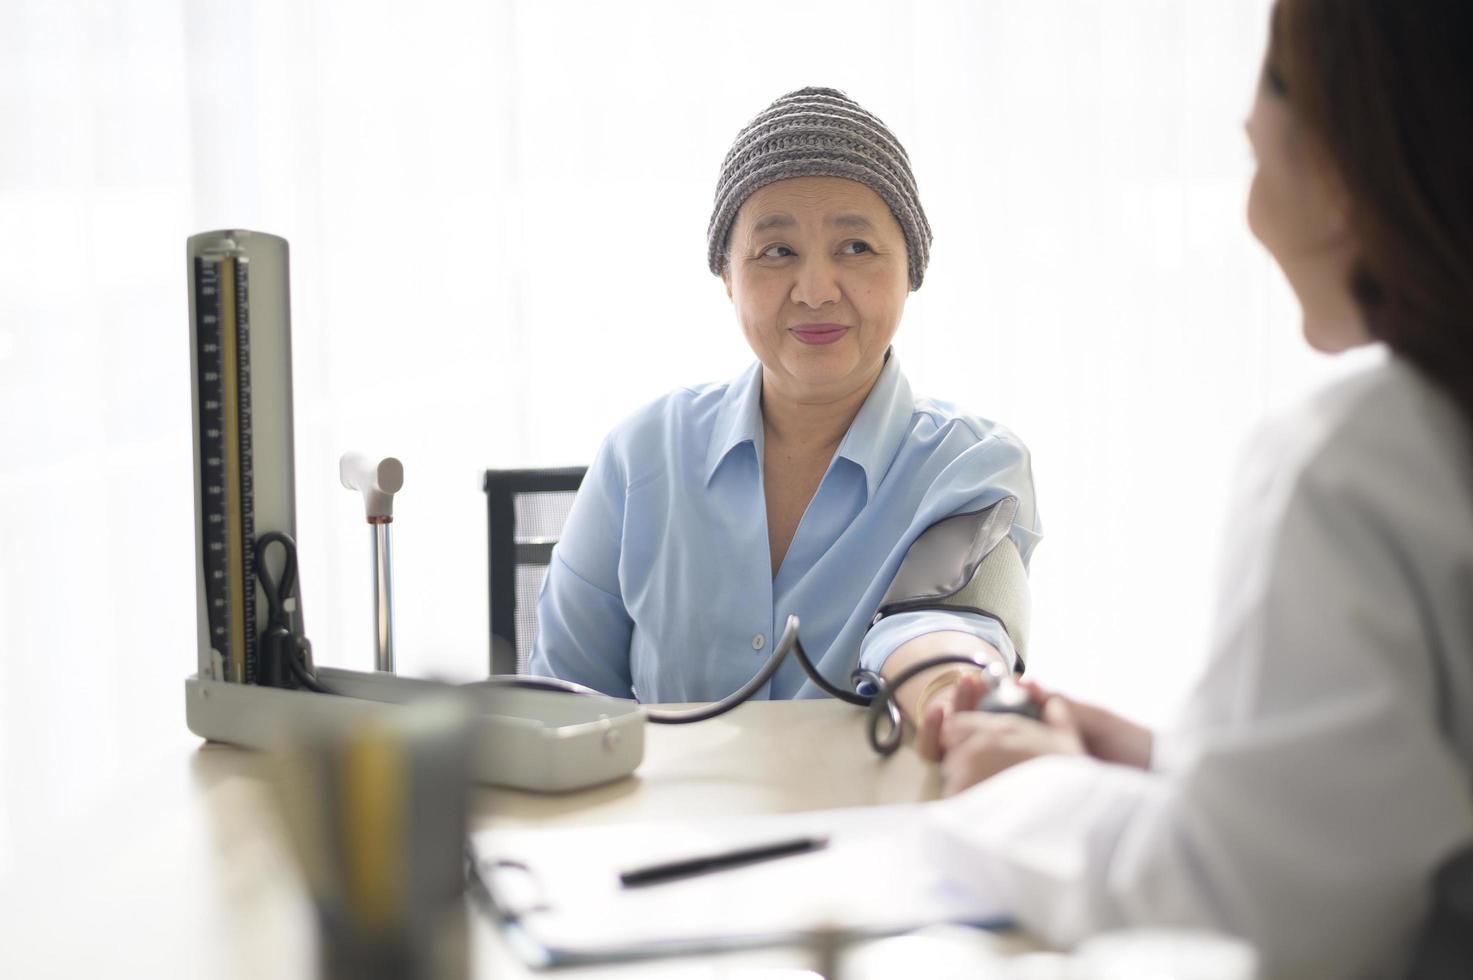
[468,803,1011,968]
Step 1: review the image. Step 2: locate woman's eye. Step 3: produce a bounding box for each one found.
[841,240,872,256]
[761,244,795,259]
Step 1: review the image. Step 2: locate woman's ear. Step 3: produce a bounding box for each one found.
[1321,179,1352,244]
[1308,143,1355,246]
[721,265,733,302]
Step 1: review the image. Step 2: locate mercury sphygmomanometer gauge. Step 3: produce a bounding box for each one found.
[192,243,257,682]
[188,230,298,684]
[182,229,646,793]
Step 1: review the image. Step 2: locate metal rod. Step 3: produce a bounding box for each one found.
[371,520,396,673]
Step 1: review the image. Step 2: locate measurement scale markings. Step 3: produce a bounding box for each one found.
[195,252,259,684]
[220,257,247,683]
[234,257,258,684]
[194,257,232,676]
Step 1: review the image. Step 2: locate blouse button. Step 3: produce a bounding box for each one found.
[751,633,765,651]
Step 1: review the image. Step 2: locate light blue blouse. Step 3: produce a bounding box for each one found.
[529,351,1041,702]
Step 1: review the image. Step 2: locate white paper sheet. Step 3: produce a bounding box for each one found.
[470,802,1010,967]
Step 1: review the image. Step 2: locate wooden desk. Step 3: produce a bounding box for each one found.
[478,699,940,831]
[0,699,1039,978]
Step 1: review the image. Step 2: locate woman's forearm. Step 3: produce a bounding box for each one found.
[880,630,1004,725]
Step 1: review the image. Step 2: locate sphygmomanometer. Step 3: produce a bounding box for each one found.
[260,484,1039,757]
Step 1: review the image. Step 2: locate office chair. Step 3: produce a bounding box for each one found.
[483,466,587,675]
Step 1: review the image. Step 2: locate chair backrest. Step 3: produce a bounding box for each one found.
[483,466,587,675]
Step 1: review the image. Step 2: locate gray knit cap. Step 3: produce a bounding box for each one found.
[707,86,933,291]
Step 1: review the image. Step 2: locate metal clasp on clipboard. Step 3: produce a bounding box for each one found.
[468,853,552,923]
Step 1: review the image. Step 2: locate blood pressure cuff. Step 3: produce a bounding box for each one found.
[869,497,1031,669]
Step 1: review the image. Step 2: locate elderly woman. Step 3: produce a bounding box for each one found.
[530,87,1039,740]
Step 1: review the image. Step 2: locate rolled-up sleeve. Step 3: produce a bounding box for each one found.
[528,436,635,697]
[860,609,1019,679]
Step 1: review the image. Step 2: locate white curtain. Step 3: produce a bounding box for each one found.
[0,0,1359,869]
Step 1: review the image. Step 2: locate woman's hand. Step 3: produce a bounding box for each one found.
[937,696,1085,796]
[915,670,987,761]
[883,632,1006,762]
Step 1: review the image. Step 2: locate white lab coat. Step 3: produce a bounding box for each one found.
[924,355,1473,978]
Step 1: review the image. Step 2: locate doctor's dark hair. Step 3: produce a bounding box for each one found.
[1268,0,1473,441]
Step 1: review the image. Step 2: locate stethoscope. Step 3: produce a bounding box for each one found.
[256,533,1039,757]
[637,615,1040,755]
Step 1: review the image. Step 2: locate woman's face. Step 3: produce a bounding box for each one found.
[722,176,910,404]
[1245,62,1368,352]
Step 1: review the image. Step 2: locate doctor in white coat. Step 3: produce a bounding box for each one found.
[918,2,1473,977]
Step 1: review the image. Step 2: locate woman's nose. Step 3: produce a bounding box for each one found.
[790,256,842,308]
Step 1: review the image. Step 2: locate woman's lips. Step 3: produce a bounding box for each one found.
[790,324,850,346]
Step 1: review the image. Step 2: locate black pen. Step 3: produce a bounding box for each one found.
[618,834,830,888]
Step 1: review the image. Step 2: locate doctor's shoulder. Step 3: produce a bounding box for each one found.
[592,379,731,491]
[1243,356,1473,544]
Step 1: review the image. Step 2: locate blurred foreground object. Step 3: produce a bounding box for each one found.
[271,697,474,980]
[1408,845,1473,979]
[1073,929,1257,980]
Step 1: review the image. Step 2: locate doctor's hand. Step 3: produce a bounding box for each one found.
[1019,681,1154,770]
[936,696,1085,796]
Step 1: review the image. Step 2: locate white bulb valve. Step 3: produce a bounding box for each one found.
[339,453,404,522]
